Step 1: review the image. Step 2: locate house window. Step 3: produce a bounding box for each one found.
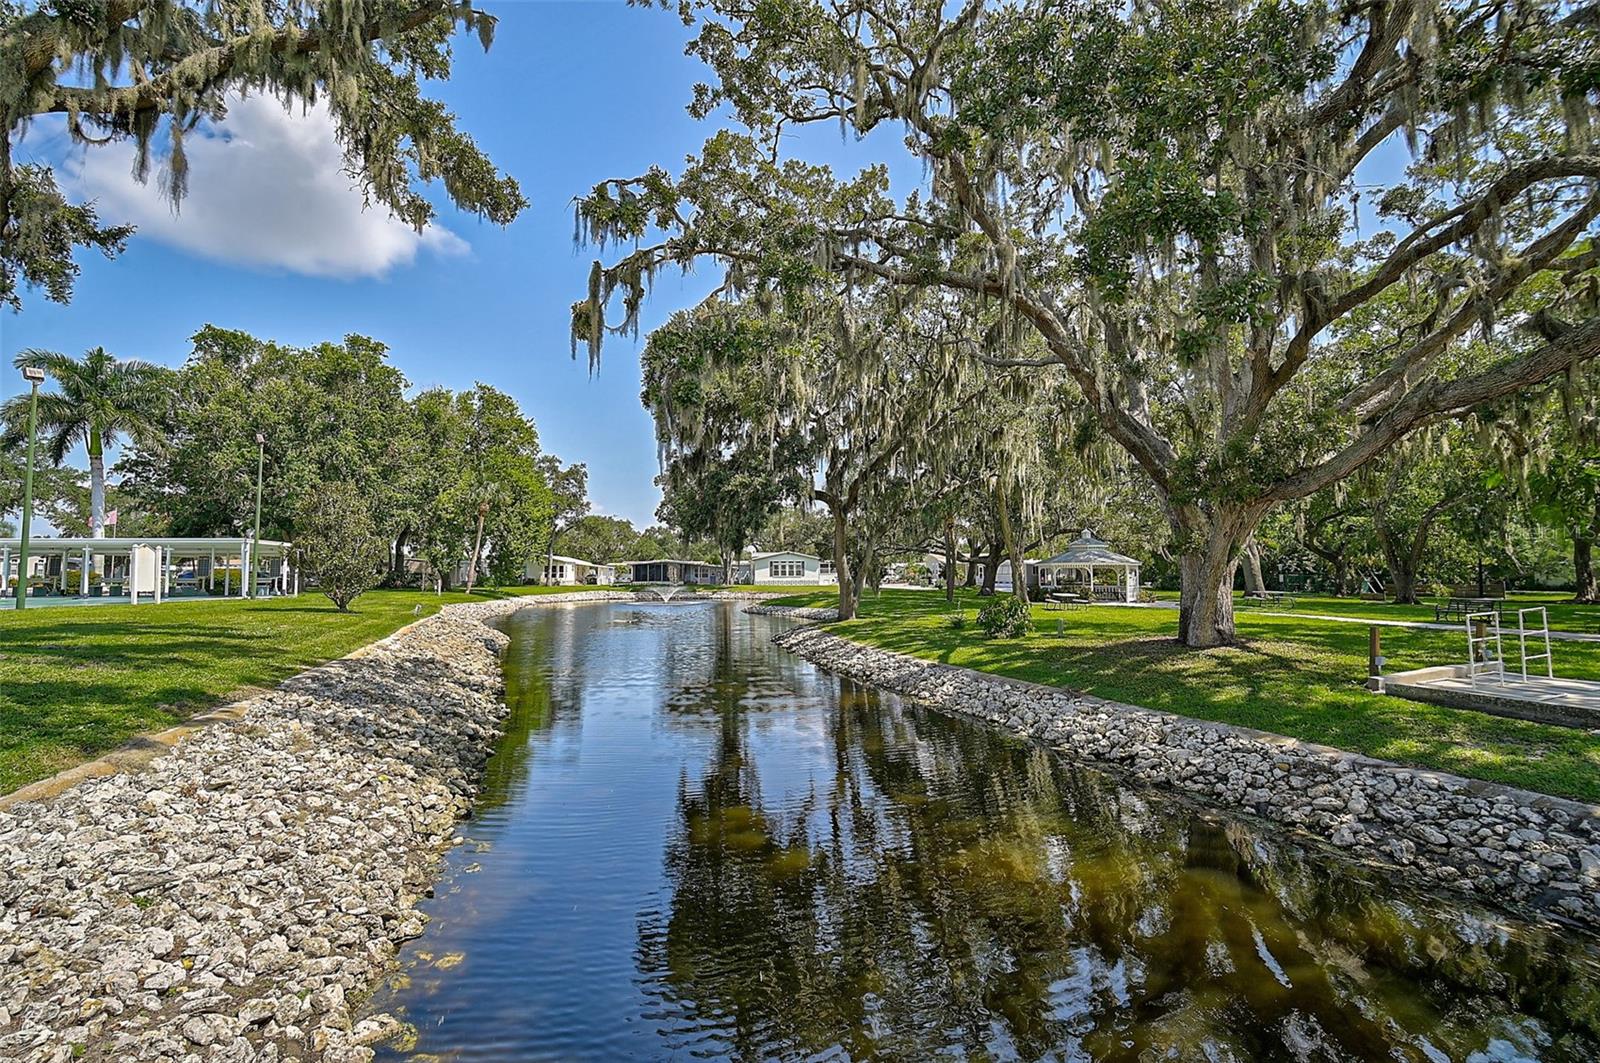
[770,559,806,579]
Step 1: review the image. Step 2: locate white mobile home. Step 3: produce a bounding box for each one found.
[751,551,824,585]
[624,559,724,584]
[529,554,615,585]
[994,559,1040,592]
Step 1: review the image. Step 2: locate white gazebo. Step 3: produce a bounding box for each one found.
[1034,530,1142,603]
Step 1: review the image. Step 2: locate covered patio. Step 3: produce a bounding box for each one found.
[1,537,296,607]
[1032,530,1142,603]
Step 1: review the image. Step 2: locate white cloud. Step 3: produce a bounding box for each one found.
[65,93,467,278]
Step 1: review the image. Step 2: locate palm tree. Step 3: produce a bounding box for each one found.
[1,348,170,538]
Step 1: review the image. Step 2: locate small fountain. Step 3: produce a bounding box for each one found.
[641,583,687,603]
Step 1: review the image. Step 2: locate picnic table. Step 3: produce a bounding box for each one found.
[1241,590,1297,609]
[1044,592,1090,611]
[1434,596,1504,623]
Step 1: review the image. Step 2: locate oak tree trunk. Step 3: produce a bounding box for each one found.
[980,542,1000,596]
[995,484,1029,603]
[1387,557,1421,604]
[465,507,486,595]
[1575,535,1596,604]
[831,504,856,620]
[1240,537,1265,594]
[1173,505,1263,647]
[943,519,957,603]
[390,525,410,581]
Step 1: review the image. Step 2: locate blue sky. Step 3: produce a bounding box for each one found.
[2,2,917,528]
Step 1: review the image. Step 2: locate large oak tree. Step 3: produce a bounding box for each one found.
[572,0,1600,645]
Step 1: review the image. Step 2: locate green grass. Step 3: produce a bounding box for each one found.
[0,582,788,794]
[772,588,1600,803]
[1152,589,1600,633]
[0,588,506,794]
[8,583,1596,804]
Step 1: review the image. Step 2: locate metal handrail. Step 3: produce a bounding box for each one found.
[1464,611,1505,687]
[1517,607,1554,680]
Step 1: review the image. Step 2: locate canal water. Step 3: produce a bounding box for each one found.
[366,601,1600,1061]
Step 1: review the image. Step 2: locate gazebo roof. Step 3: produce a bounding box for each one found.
[0,536,292,556]
[1038,530,1140,568]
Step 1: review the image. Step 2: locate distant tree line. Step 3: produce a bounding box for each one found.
[1,328,597,605]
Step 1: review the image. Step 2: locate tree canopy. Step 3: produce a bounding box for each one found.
[573,0,1600,644]
[1,0,525,308]
[101,325,567,591]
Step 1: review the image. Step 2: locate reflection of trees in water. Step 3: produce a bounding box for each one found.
[474,609,588,813]
[657,605,832,723]
[638,675,1600,1062]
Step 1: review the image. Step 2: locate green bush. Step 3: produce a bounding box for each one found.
[977,594,1032,638]
[946,610,968,631]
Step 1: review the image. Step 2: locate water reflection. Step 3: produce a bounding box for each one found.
[369,602,1600,1062]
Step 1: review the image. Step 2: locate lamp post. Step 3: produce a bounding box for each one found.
[14,365,46,610]
[249,432,264,599]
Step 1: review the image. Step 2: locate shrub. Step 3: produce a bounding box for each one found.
[977,593,1032,638]
[945,610,968,631]
[295,481,387,612]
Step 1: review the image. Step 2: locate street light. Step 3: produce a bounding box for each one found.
[249,432,265,599]
[14,365,46,611]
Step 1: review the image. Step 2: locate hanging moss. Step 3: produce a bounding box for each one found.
[4,0,524,308]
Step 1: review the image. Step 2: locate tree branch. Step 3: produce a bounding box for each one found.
[1266,314,1600,502]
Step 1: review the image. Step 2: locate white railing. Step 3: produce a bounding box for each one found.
[1517,606,1554,680]
[1464,611,1505,687]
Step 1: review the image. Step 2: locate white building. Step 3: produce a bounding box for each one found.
[750,551,825,585]
[994,559,1038,592]
[528,554,614,585]
[1,536,296,605]
[1033,530,1142,602]
[623,559,724,584]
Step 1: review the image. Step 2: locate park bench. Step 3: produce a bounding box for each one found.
[1434,596,1505,623]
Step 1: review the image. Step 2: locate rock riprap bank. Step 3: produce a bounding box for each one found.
[768,620,1600,931]
[0,596,568,1063]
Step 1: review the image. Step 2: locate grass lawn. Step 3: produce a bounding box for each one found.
[1153,589,1600,633]
[0,588,521,794]
[0,581,793,794]
[770,588,1600,803]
